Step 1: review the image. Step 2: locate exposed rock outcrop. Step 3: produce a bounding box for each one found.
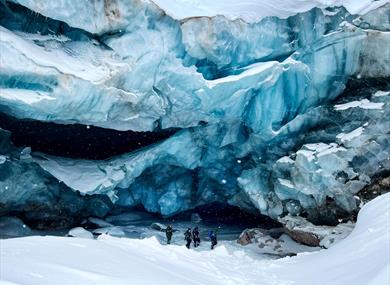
[278,215,355,248]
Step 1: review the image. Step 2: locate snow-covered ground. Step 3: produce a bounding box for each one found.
[152,0,389,23]
[1,193,389,285]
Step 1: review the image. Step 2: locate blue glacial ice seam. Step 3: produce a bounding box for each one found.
[0,0,389,221]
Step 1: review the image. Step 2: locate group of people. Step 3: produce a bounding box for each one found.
[165,225,219,250]
[184,227,201,248]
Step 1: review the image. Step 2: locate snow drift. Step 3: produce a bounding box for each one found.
[1,193,389,285]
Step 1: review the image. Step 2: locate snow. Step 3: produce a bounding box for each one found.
[68,227,94,239]
[152,0,389,23]
[296,143,346,161]
[374,90,390,97]
[335,99,384,110]
[278,178,294,189]
[0,88,54,104]
[316,143,346,157]
[296,149,315,161]
[276,156,294,164]
[92,227,126,237]
[1,193,389,285]
[205,61,277,88]
[336,127,365,142]
[303,142,332,152]
[0,26,125,84]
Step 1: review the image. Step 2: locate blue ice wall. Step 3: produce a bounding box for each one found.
[0,1,389,222]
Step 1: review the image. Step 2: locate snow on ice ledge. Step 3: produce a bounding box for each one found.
[152,0,390,22]
[10,0,390,33]
[1,193,389,285]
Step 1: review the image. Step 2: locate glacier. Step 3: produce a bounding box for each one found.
[0,0,389,225]
[1,193,389,285]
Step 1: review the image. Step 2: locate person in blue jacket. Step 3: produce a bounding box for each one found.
[208,227,220,250]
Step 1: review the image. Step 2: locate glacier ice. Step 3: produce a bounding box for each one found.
[0,0,389,225]
[0,128,114,225]
[1,1,389,131]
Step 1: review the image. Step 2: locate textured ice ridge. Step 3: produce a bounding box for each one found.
[0,0,389,222]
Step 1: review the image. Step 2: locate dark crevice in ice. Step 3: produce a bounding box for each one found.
[0,0,114,51]
[172,203,282,229]
[0,113,178,160]
[193,51,295,80]
[0,1,95,41]
[294,76,390,144]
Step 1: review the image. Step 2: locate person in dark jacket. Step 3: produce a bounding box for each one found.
[184,228,192,249]
[192,227,200,248]
[165,225,173,244]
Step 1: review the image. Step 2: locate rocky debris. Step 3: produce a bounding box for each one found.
[68,227,94,239]
[278,215,355,248]
[239,215,355,254]
[358,175,390,206]
[237,229,255,246]
[284,227,320,246]
[237,228,318,257]
[237,228,284,246]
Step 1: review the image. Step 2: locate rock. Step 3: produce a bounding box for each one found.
[0,216,32,238]
[284,228,321,247]
[237,229,256,245]
[237,227,319,257]
[150,222,168,231]
[191,213,202,223]
[68,227,94,239]
[358,175,390,206]
[278,215,355,248]
[237,228,284,245]
[19,147,32,160]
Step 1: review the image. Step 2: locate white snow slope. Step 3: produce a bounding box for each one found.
[1,193,389,285]
[152,0,390,23]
